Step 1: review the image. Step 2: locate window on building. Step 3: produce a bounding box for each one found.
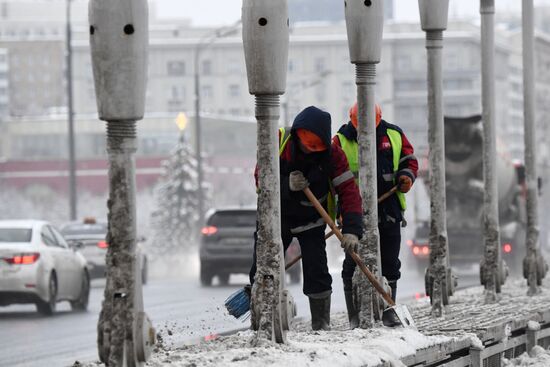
[228,84,240,98]
[395,55,411,72]
[314,57,326,73]
[170,85,185,101]
[288,59,295,73]
[202,60,212,76]
[201,85,213,99]
[227,59,241,74]
[167,61,186,76]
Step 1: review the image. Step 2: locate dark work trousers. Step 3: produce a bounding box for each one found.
[342,222,402,292]
[249,219,332,296]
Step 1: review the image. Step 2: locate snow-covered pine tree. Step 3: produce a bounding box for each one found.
[150,132,201,255]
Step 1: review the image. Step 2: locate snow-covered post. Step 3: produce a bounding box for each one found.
[522,0,548,296]
[418,0,454,317]
[242,0,289,343]
[344,0,384,328]
[479,0,506,302]
[90,0,154,365]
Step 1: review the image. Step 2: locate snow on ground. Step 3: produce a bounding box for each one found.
[503,345,550,366]
[147,312,475,367]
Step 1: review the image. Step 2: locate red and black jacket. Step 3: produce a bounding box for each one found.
[255,106,362,237]
[333,119,418,225]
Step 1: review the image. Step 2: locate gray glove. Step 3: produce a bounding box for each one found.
[289,171,309,191]
[341,233,359,253]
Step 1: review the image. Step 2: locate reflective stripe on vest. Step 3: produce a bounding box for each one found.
[337,129,407,211]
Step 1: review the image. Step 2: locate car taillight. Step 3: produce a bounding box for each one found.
[503,243,512,253]
[406,239,413,247]
[3,253,40,265]
[201,226,218,236]
[412,245,430,256]
[98,240,108,249]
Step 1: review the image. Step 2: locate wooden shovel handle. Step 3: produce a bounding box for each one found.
[285,228,336,270]
[303,187,395,306]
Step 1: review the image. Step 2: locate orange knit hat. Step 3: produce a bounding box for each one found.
[295,128,327,152]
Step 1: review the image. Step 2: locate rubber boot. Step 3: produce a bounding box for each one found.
[382,280,401,327]
[309,295,331,331]
[344,291,359,329]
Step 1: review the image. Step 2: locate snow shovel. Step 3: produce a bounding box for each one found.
[285,186,398,271]
[303,187,416,329]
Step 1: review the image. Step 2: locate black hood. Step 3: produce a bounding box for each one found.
[291,106,332,150]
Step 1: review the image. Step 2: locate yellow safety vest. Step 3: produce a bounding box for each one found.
[336,129,407,211]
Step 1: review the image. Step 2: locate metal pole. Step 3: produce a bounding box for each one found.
[522,0,546,296]
[425,28,450,317]
[90,0,154,364]
[66,0,77,220]
[243,0,290,343]
[252,94,286,343]
[419,0,453,316]
[354,62,380,328]
[344,0,384,328]
[193,48,204,226]
[479,0,504,302]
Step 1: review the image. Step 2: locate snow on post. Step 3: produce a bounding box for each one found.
[522,0,548,296]
[418,0,455,317]
[344,0,384,328]
[479,0,507,303]
[242,0,289,343]
[89,0,154,364]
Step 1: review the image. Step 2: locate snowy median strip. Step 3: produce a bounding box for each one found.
[145,312,475,367]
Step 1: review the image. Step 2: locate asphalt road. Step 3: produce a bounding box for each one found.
[0,259,460,367]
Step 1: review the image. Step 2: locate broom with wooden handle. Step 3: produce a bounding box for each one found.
[302,186,416,328]
[225,185,399,320]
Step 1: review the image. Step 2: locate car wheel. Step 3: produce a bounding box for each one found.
[218,273,230,286]
[200,265,213,286]
[71,270,90,312]
[37,273,57,316]
[141,258,148,285]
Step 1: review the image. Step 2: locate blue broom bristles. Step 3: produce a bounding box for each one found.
[225,287,251,320]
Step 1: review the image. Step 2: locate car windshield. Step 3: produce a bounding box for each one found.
[61,223,107,236]
[208,211,256,227]
[0,228,33,243]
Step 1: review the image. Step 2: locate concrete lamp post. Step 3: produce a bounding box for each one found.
[522,0,548,296]
[418,0,455,317]
[89,0,155,365]
[344,0,385,328]
[479,0,508,302]
[242,0,294,344]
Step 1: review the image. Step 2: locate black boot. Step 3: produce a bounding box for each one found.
[309,295,331,331]
[344,291,359,329]
[382,280,401,327]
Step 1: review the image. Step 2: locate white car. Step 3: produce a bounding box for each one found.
[0,220,90,315]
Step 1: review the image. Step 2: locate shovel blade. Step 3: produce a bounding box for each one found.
[383,305,416,330]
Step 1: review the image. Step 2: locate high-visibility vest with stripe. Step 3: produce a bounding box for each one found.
[336,129,407,211]
[278,128,337,219]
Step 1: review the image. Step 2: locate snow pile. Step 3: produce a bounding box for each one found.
[503,346,550,366]
[147,313,474,367]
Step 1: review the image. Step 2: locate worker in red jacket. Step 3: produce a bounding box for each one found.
[248,106,362,331]
[333,102,418,328]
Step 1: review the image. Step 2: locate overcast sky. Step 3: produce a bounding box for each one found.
[155,0,550,27]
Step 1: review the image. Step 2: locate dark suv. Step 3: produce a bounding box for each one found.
[199,208,301,286]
